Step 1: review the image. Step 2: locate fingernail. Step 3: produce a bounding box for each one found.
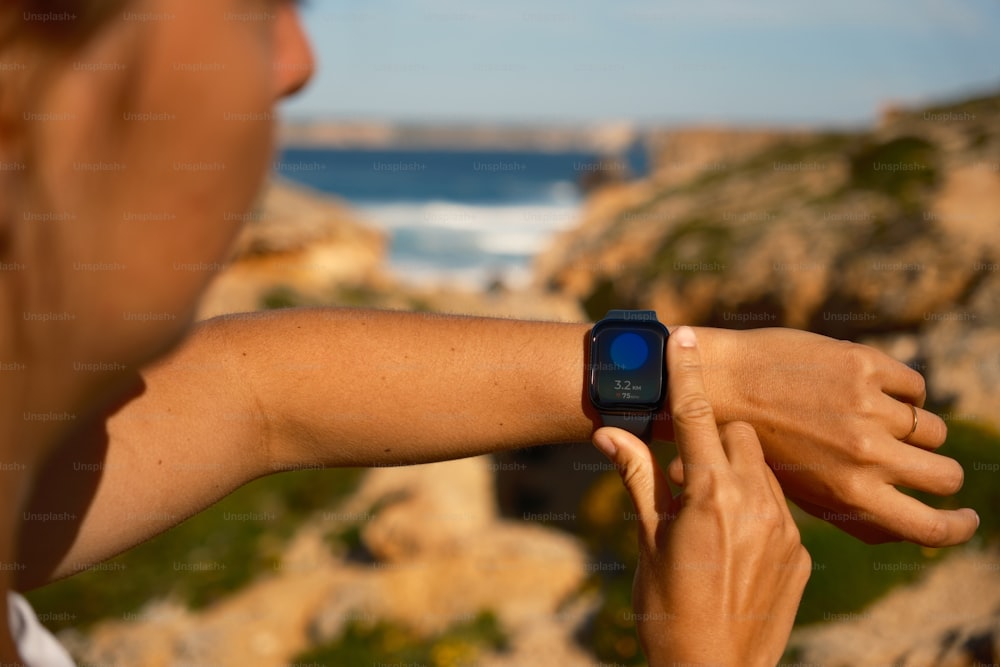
[674,326,697,348]
[974,510,981,529]
[593,431,618,459]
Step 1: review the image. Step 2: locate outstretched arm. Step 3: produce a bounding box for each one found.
[17,308,601,588]
[17,308,977,590]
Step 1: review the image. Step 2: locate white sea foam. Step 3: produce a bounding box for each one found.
[358,200,581,290]
[359,200,579,233]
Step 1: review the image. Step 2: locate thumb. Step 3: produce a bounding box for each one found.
[592,426,672,547]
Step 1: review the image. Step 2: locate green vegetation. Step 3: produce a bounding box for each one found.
[261,281,434,313]
[329,284,385,308]
[293,610,508,667]
[260,284,302,310]
[738,132,856,175]
[26,467,362,632]
[326,522,366,558]
[794,520,930,624]
[912,420,1000,539]
[848,136,939,210]
[324,491,406,561]
[795,419,1000,625]
[585,569,644,665]
[919,90,1000,119]
[645,217,734,285]
[576,442,677,665]
[582,278,636,322]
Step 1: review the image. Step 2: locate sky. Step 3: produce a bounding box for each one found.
[281,0,1000,127]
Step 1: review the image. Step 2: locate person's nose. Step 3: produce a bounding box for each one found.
[273,4,316,100]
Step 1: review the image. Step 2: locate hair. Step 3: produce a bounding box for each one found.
[1,0,129,51]
[0,0,130,121]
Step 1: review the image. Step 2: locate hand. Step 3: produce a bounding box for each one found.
[593,326,810,667]
[670,327,980,547]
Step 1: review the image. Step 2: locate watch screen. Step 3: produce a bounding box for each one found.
[593,325,665,406]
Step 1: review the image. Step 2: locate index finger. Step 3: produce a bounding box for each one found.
[667,326,729,478]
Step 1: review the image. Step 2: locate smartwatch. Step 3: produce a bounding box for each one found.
[588,310,669,441]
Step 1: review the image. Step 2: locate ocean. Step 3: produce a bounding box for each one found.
[274,146,648,289]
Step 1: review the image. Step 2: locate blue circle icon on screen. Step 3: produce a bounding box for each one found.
[610,333,649,370]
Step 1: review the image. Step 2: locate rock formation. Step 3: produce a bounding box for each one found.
[536,91,1000,431]
[195,177,390,319]
[790,549,1000,667]
[61,457,597,667]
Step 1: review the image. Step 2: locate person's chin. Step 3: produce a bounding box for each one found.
[141,307,199,366]
[107,304,200,375]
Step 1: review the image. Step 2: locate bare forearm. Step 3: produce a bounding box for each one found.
[17,307,601,587]
[243,308,599,468]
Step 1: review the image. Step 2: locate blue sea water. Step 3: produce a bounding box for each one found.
[273,146,647,289]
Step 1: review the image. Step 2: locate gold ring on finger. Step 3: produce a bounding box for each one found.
[904,403,918,441]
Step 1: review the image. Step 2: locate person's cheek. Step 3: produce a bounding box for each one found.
[106,7,276,320]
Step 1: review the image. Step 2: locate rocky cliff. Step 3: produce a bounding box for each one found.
[62,457,598,667]
[195,177,390,320]
[536,91,1000,432]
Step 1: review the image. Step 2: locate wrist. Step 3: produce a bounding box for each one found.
[649,326,742,441]
[689,326,741,423]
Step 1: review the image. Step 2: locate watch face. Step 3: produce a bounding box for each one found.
[590,322,667,409]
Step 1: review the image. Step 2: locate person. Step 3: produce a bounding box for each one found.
[0,1,978,664]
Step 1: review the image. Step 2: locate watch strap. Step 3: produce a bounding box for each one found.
[600,411,654,441]
[606,309,658,322]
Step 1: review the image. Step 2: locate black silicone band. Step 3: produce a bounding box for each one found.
[606,309,658,322]
[600,412,654,440]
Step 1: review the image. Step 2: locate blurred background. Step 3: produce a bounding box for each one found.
[272,0,1000,292]
[29,1,1000,666]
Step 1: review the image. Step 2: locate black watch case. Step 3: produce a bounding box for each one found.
[588,316,668,414]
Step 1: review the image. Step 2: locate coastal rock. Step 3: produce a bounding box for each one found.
[790,549,1000,667]
[193,175,588,323]
[921,320,1000,431]
[63,456,592,667]
[349,457,497,562]
[195,178,389,319]
[535,91,1000,426]
[537,93,1000,328]
[645,126,813,188]
[577,155,633,193]
[314,456,589,637]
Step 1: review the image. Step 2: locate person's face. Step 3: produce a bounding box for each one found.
[11,0,314,370]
